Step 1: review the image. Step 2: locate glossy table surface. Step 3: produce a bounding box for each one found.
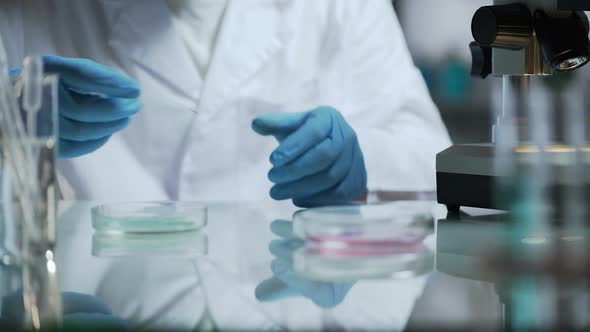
[3,197,582,331]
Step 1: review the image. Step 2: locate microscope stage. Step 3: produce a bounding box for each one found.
[436,144,590,212]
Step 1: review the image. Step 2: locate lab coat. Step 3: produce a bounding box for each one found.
[0,0,451,202]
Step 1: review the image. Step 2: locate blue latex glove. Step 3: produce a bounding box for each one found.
[11,55,142,159]
[255,219,353,309]
[46,55,142,158]
[2,291,128,332]
[252,106,367,207]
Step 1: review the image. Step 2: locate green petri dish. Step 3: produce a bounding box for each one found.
[91,202,207,234]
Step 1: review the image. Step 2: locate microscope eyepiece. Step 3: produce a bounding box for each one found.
[535,10,590,71]
[557,55,588,70]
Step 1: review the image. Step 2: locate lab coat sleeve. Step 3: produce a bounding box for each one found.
[322,0,452,192]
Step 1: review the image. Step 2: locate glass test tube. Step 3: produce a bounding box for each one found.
[0,53,62,330]
[498,76,556,330]
[562,74,590,328]
[19,58,62,331]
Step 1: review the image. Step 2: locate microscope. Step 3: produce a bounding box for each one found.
[436,0,590,212]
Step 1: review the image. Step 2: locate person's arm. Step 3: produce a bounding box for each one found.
[322,0,452,192]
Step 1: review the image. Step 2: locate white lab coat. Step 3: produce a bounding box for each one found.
[0,0,450,202]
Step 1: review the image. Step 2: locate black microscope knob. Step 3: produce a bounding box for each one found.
[470,42,492,79]
[472,4,533,49]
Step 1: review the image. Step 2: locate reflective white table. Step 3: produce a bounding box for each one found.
[1,199,511,331]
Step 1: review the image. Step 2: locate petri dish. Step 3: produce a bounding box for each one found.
[294,247,434,282]
[92,231,208,258]
[92,202,207,234]
[292,202,435,250]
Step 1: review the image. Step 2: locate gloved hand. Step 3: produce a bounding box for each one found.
[255,219,354,309]
[252,106,367,207]
[12,55,142,159]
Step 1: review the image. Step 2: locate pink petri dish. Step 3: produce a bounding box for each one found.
[293,203,435,257]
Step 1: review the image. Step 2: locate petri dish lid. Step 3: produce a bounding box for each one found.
[92,202,207,234]
[92,231,208,258]
[293,202,435,245]
[294,247,434,282]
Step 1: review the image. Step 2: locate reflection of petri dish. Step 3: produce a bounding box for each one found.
[294,247,434,282]
[92,202,207,234]
[92,231,208,258]
[293,203,434,249]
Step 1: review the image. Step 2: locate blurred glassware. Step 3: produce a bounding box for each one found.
[0,45,62,330]
[439,56,471,103]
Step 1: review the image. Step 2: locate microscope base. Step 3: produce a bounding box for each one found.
[436,145,502,211]
[436,144,590,212]
[437,172,499,212]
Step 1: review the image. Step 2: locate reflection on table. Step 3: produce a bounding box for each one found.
[8,197,585,331]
